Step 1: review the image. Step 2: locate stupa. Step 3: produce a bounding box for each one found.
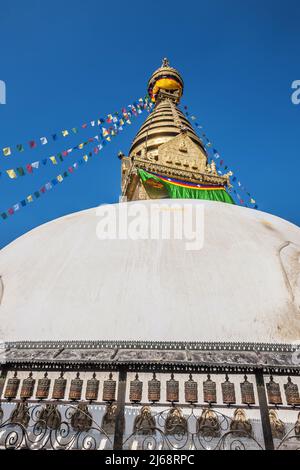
[0,59,299,451]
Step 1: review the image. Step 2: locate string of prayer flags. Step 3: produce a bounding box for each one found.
[1,149,98,220]
[181,103,258,209]
[3,99,153,180]
[0,99,154,221]
[1,97,152,158]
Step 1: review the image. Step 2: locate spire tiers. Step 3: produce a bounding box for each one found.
[120,59,232,202]
[129,99,204,160]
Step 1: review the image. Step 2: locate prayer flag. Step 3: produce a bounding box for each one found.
[3,147,11,157]
[6,169,17,179]
[17,144,24,152]
[40,137,48,145]
[50,156,57,165]
[16,167,25,176]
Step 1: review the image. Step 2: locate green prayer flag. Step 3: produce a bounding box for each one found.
[16,167,25,176]
[138,169,235,204]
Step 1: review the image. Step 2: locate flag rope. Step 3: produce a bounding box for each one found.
[1,97,150,158]
[181,104,258,209]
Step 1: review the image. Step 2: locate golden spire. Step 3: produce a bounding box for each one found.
[120,59,232,201]
[129,59,203,161]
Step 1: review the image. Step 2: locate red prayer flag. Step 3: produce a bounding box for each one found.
[26,164,33,173]
[62,150,68,157]
[40,186,46,193]
[82,123,87,128]
[68,166,74,173]
[8,208,14,215]
[29,140,37,148]
[220,160,224,166]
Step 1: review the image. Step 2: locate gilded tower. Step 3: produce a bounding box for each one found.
[120,58,233,202]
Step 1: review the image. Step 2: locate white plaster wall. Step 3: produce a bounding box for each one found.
[0,199,300,343]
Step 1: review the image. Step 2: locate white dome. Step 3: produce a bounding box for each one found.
[0,199,300,344]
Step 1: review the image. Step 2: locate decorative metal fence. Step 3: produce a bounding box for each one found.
[1,365,300,450]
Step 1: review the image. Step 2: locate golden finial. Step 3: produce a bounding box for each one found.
[162,57,170,67]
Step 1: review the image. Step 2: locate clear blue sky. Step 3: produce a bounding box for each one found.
[0,0,299,248]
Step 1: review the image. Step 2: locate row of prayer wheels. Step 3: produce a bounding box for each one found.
[3,372,116,402]
[2,372,299,406]
[130,373,300,406]
[130,373,255,405]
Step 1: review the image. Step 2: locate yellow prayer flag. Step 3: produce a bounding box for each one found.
[57,174,63,182]
[62,130,69,137]
[83,155,88,162]
[106,137,111,142]
[50,156,57,165]
[27,195,33,203]
[3,147,11,157]
[6,169,17,179]
[78,143,84,149]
